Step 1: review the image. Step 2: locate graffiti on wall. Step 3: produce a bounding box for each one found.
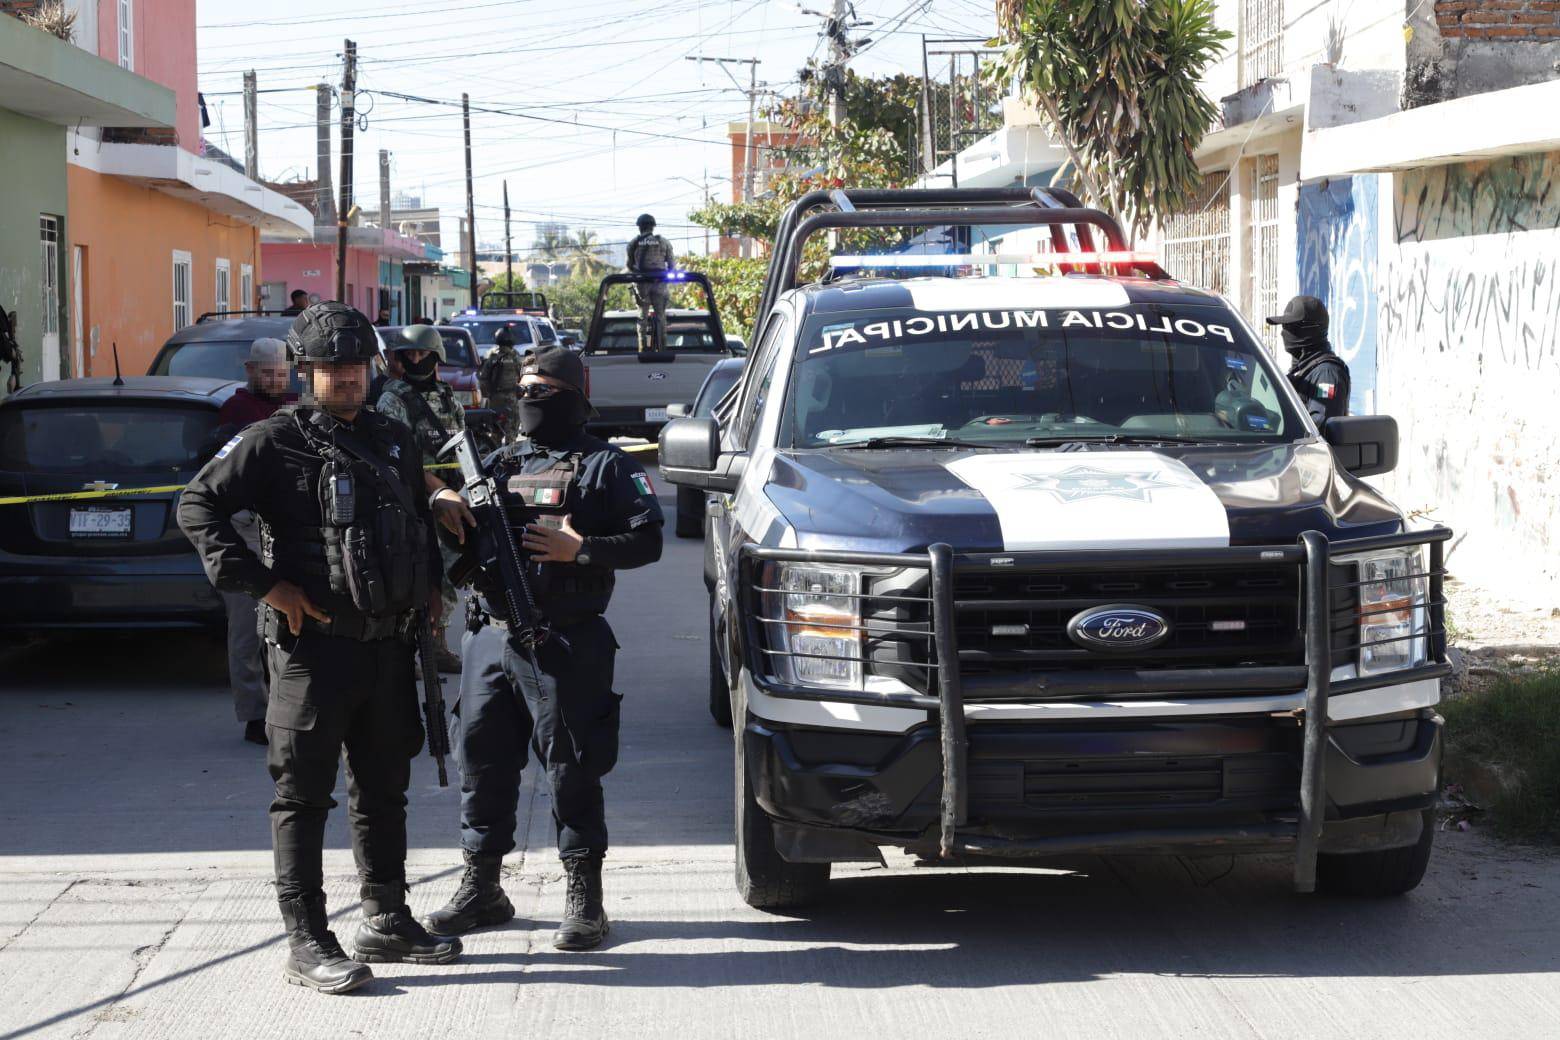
[1382,152,1560,371]
[1297,175,1378,413]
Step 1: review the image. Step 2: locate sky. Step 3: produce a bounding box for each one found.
[195,0,998,259]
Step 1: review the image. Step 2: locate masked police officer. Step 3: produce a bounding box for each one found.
[477,325,522,441]
[377,324,468,672]
[626,213,675,353]
[1266,295,1351,424]
[424,343,663,951]
[179,303,473,995]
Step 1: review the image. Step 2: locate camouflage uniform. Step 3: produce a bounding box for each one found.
[627,232,675,352]
[377,377,467,625]
[478,342,522,441]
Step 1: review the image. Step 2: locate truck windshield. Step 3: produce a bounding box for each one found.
[591,317,722,353]
[453,319,531,347]
[781,305,1300,448]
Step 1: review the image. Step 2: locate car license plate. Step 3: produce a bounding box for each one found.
[69,507,132,537]
[644,407,669,422]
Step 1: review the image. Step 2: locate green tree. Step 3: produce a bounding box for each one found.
[991,0,1230,237]
[567,230,611,280]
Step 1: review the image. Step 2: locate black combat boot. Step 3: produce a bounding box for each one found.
[422,851,515,936]
[279,895,373,995]
[352,883,463,965]
[553,857,609,951]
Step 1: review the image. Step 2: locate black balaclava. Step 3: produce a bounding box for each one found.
[401,351,439,385]
[1282,322,1329,360]
[519,389,588,445]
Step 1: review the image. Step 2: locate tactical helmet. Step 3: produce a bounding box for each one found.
[493,325,516,348]
[386,322,447,362]
[636,213,655,232]
[286,302,379,363]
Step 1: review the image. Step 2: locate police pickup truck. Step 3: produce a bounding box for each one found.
[581,271,741,438]
[659,188,1451,910]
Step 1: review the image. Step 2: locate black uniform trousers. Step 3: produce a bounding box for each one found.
[264,628,423,903]
[455,616,622,861]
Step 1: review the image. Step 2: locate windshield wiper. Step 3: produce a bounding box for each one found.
[831,436,989,450]
[1024,434,1232,447]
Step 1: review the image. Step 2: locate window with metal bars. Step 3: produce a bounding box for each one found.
[1248,154,1280,354]
[1240,0,1283,86]
[1161,174,1231,295]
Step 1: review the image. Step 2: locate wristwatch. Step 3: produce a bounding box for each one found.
[575,538,591,567]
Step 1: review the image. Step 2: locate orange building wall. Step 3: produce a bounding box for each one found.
[68,165,261,377]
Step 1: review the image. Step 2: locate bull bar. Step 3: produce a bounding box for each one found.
[737,526,1452,892]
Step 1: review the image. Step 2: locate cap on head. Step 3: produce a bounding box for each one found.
[285,302,378,363]
[387,323,446,361]
[521,342,589,398]
[637,213,655,232]
[247,337,288,367]
[1265,294,1329,332]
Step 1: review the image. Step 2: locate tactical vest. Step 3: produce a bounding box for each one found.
[498,450,614,621]
[480,346,521,403]
[385,378,465,467]
[631,233,673,273]
[264,411,430,637]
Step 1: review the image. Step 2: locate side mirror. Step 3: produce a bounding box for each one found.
[659,417,745,492]
[1324,415,1398,477]
[666,403,691,419]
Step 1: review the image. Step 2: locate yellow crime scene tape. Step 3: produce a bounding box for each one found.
[0,445,657,506]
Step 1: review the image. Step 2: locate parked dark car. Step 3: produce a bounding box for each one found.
[147,313,304,393]
[0,377,238,631]
[667,357,744,538]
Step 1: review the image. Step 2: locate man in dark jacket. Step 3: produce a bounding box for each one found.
[423,343,663,952]
[179,303,472,994]
[1267,295,1351,424]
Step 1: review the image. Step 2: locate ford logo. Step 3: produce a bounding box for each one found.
[1066,605,1171,652]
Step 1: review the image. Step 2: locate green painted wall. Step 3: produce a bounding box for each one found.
[0,107,69,393]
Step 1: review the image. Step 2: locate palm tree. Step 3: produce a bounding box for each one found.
[567,230,611,280]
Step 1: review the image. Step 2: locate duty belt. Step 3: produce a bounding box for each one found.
[299,609,416,643]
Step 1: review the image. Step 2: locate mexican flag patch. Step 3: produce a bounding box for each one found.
[633,472,654,497]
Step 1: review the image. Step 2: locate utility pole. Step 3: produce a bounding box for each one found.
[827,0,851,124]
[334,40,357,304]
[503,180,513,293]
[314,82,334,229]
[688,55,760,257]
[378,149,391,231]
[242,70,258,180]
[462,92,477,311]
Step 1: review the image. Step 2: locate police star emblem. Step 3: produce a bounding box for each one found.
[1016,465,1179,504]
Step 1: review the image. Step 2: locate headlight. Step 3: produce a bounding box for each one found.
[1345,547,1428,676]
[760,563,864,690]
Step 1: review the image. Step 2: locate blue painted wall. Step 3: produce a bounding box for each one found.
[1297,175,1379,413]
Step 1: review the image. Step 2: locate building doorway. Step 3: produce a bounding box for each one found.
[40,215,62,382]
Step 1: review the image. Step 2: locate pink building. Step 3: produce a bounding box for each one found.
[260,227,432,321]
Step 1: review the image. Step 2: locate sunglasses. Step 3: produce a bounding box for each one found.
[518,382,571,401]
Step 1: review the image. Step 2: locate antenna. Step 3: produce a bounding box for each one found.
[111,342,124,386]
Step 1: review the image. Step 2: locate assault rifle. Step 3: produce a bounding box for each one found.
[416,612,452,786]
[440,428,551,649]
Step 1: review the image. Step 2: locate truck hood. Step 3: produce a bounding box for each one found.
[756,441,1402,553]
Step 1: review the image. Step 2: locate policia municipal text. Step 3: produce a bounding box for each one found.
[179,303,477,994]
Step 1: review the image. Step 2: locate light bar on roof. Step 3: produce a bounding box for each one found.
[828,251,1159,268]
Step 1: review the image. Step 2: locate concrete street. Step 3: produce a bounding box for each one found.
[1,481,1557,1040]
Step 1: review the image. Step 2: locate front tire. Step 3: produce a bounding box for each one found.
[733,702,828,910]
[1316,809,1435,897]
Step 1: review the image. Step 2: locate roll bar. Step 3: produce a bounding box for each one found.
[755,187,1131,321]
